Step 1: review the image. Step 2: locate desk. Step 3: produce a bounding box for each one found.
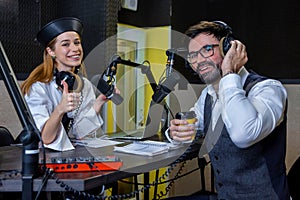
[0,141,196,198]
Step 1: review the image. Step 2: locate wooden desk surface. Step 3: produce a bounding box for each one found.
[0,141,193,192]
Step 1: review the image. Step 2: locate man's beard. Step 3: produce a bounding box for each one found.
[196,61,222,84]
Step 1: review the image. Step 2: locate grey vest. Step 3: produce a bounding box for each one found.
[204,72,290,200]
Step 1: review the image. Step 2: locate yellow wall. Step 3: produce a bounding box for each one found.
[112,24,171,199]
[142,26,171,199]
[105,24,171,130]
[144,26,170,115]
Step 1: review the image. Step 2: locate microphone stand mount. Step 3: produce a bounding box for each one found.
[111,55,174,135]
[110,56,158,92]
[0,41,40,200]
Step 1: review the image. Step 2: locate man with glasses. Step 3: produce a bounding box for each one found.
[166,21,290,199]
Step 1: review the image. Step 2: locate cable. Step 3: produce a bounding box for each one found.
[0,169,22,180]
[34,168,53,200]
[164,103,175,119]
[156,161,187,199]
[41,109,204,199]
[157,68,167,85]
[46,154,201,200]
[118,166,199,186]
[142,60,150,66]
[47,131,203,199]
[48,165,150,199]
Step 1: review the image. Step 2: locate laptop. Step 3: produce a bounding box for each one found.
[108,100,165,140]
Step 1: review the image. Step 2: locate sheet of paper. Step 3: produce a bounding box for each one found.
[113,140,180,156]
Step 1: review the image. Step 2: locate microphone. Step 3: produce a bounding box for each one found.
[152,71,181,103]
[165,48,187,76]
[90,55,124,105]
[104,56,120,79]
[91,74,124,105]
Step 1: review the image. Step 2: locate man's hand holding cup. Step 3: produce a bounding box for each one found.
[170,111,197,143]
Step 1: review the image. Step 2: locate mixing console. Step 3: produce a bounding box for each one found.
[39,155,122,172]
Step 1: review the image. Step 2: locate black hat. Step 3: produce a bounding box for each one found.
[36,17,83,47]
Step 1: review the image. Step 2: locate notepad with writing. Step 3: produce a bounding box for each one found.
[113,140,170,156]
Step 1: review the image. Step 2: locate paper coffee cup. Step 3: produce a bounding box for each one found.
[175,111,196,142]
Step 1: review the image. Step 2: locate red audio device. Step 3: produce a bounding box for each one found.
[39,155,123,172]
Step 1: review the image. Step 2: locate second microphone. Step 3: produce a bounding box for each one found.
[92,75,124,105]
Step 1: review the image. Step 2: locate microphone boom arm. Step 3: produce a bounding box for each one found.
[114,57,158,92]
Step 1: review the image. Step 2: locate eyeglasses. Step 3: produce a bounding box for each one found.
[187,44,219,64]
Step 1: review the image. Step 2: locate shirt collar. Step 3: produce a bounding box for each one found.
[207,85,218,101]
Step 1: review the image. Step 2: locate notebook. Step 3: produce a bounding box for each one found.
[108,100,165,140]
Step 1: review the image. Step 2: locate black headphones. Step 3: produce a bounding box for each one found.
[54,67,83,92]
[212,20,235,57]
[55,70,76,90]
[184,20,235,71]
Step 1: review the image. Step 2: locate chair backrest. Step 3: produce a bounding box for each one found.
[0,126,14,146]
